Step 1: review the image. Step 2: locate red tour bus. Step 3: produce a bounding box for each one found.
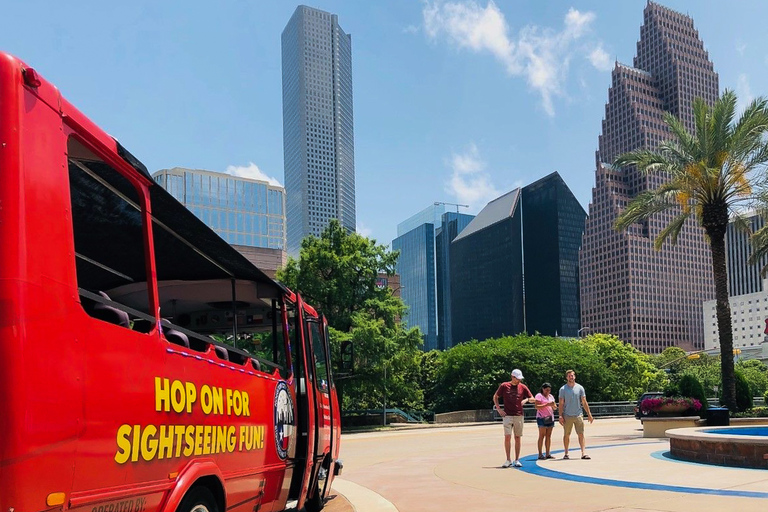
[0,52,341,512]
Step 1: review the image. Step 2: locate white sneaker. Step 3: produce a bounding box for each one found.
[513,460,523,467]
[502,460,512,468]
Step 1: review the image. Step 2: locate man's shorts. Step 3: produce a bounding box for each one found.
[503,415,524,436]
[563,415,585,436]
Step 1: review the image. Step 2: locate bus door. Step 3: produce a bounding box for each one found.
[290,295,317,511]
[304,316,332,489]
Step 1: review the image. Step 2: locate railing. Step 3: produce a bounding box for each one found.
[490,397,767,421]
[492,401,636,420]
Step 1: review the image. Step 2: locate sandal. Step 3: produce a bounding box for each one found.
[581,454,591,460]
[546,455,555,459]
[562,454,569,459]
[538,454,545,460]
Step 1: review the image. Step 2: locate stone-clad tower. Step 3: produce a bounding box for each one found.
[579,2,719,352]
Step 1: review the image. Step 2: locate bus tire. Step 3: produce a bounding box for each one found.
[177,487,219,512]
[304,488,324,512]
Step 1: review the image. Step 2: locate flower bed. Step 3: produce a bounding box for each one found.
[640,396,702,416]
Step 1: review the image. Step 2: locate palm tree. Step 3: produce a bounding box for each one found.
[614,90,768,412]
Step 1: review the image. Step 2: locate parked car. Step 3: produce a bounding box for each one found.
[634,391,664,419]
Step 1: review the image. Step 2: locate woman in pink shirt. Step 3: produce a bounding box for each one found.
[534,383,558,459]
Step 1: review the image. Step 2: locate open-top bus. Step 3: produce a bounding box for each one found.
[0,51,341,512]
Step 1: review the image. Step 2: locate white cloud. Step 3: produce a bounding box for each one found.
[736,74,754,114]
[224,162,282,187]
[356,221,373,238]
[736,41,747,56]
[588,44,612,71]
[403,24,420,34]
[444,143,501,210]
[422,1,602,116]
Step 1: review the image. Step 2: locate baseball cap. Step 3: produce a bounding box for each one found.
[511,369,524,380]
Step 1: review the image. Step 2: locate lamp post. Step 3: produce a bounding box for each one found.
[578,327,592,338]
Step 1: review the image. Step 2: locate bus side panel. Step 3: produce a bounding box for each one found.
[0,58,85,512]
[68,323,290,512]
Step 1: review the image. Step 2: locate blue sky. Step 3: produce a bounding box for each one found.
[1,1,765,246]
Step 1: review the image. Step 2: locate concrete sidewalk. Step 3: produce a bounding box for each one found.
[329,418,768,512]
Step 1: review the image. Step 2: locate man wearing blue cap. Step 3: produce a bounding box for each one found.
[493,369,533,467]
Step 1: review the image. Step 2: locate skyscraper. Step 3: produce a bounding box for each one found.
[152,167,287,276]
[392,205,475,350]
[451,173,586,344]
[282,6,355,255]
[726,213,767,297]
[580,2,719,353]
[436,211,474,349]
[392,204,444,350]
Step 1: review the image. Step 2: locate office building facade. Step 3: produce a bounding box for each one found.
[726,213,767,296]
[393,222,437,349]
[282,5,355,255]
[451,172,585,344]
[153,167,286,275]
[580,2,719,353]
[436,211,475,349]
[393,204,475,350]
[703,280,768,355]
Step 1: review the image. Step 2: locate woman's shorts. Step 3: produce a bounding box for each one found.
[536,417,555,428]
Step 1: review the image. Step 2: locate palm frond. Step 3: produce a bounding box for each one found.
[654,211,691,250]
[614,191,675,231]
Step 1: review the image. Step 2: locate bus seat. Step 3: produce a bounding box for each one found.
[250,359,261,372]
[165,328,190,348]
[93,291,130,328]
[214,345,230,361]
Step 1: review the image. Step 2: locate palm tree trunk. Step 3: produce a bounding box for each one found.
[704,206,737,412]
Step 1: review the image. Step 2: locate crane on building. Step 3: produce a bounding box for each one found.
[434,201,469,213]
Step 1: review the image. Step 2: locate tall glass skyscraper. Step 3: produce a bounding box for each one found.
[580,2,719,353]
[393,204,475,350]
[282,6,355,255]
[153,167,286,250]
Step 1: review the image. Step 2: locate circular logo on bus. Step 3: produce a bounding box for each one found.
[274,381,295,459]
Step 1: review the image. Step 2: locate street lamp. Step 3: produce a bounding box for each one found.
[578,327,592,338]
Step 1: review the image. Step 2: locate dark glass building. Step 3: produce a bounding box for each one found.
[450,172,586,344]
[580,2,719,352]
[436,212,474,349]
[523,173,586,337]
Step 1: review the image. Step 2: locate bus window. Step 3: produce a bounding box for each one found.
[243,300,290,379]
[308,321,329,394]
[67,138,152,329]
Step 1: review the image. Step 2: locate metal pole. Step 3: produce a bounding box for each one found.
[383,360,387,426]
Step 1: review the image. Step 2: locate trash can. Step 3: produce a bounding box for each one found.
[706,407,730,427]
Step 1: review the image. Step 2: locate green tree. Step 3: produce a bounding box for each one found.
[278,220,423,411]
[278,219,401,332]
[614,90,768,411]
[735,359,768,398]
[734,370,754,412]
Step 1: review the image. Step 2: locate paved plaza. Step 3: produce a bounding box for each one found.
[326,418,768,512]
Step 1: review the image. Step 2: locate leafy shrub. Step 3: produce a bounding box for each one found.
[764,389,768,407]
[663,382,680,397]
[733,406,768,418]
[735,370,753,412]
[677,375,708,411]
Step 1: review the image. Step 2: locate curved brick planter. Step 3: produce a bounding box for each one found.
[667,426,768,469]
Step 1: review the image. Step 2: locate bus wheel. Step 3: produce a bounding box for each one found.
[177,487,219,512]
[304,488,324,512]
